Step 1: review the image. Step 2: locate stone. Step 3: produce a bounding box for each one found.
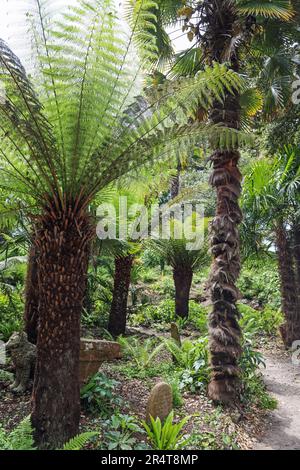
[5,332,36,393]
[79,338,122,384]
[146,381,173,423]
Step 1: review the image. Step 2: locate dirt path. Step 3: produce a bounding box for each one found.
[254,351,300,450]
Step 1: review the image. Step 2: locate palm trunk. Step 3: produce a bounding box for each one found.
[293,223,300,289]
[108,255,133,337]
[173,265,193,318]
[205,2,243,403]
[276,222,300,348]
[24,244,39,344]
[31,203,92,449]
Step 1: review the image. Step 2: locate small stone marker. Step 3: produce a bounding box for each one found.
[146,381,173,423]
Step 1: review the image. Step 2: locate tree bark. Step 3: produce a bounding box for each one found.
[205,2,243,404]
[108,255,133,337]
[276,222,300,348]
[24,244,39,344]
[31,203,92,449]
[173,265,193,318]
[292,223,300,290]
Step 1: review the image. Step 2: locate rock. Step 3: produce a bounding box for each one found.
[79,338,122,384]
[146,381,173,423]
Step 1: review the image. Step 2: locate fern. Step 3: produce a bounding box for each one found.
[62,432,97,450]
[0,417,36,450]
[0,2,249,212]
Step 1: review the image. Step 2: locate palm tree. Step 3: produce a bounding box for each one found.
[242,147,300,347]
[0,0,243,446]
[148,218,210,318]
[140,0,296,403]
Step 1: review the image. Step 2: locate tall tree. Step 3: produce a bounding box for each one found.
[0,0,241,446]
[141,0,296,403]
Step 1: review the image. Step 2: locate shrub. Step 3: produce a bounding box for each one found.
[80,372,122,416]
[0,291,24,342]
[165,337,210,393]
[239,303,283,336]
[129,299,209,332]
[100,413,148,450]
[118,336,165,370]
[238,258,281,309]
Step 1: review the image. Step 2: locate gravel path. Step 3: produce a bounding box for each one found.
[254,351,300,450]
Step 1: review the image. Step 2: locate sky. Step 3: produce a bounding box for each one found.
[0,0,190,68]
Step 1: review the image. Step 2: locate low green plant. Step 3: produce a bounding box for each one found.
[62,432,98,450]
[80,372,122,416]
[101,413,148,450]
[118,336,165,370]
[112,360,175,380]
[0,417,97,450]
[239,335,265,377]
[0,417,35,450]
[238,258,281,309]
[168,378,183,408]
[0,369,13,383]
[239,303,283,336]
[164,337,210,393]
[142,411,191,450]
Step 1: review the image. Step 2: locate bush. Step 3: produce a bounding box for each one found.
[0,291,24,342]
[142,411,191,450]
[129,299,209,333]
[239,303,283,336]
[238,258,281,309]
[80,372,122,416]
[165,337,210,393]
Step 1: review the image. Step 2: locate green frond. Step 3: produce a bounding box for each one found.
[235,0,294,20]
[62,432,97,450]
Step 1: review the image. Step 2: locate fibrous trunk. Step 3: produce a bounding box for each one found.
[205,1,243,403]
[173,265,193,318]
[276,222,300,348]
[108,255,133,337]
[31,201,92,449]
[24,243,39,344]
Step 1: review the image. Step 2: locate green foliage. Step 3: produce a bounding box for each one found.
[80,373,122,416]
[168,378,183,408]
[164,337,210,393]
[62,432,98,450]
[0,291,24,341]
[239,303,283,336]
[142,411,191,450]
[239,335,266,378]
[101,413,148,450]
[129,298,209,332]
[118,336,165,370]
[238,259,281,310]
[0,417,36,450]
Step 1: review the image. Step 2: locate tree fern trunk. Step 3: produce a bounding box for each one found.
[24,244,39,344]
[276,222,300,348]
[108,255,133,337]
[173,265,193,318]
[205,1,243,403]
[31,203,92,449]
